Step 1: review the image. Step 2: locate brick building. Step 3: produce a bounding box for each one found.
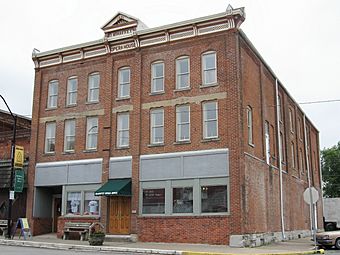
[27,6,322,245]
[0,110,30,220]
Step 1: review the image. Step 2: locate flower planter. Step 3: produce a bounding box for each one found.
[88,232,105,246]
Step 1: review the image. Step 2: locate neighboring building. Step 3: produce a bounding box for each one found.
[27,6,322,245]
[0,110,30,220]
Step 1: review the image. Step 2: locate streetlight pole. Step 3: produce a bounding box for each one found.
[0,95,17,239]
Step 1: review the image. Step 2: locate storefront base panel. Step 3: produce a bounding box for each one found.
[57,217,100,238]
[31,218,53,236]
[137,216,230,245]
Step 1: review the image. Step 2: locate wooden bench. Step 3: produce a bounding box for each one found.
[63,222,91,241]
[0,219,8,237]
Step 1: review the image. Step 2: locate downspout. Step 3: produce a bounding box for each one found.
[303,114,315,238]
[275,79,285,240]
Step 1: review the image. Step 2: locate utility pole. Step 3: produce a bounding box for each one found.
[0,95,17,239]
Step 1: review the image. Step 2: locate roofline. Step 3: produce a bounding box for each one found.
[34,7,244,58]
[238,30,319,133]
[101,11,143,29]
[0,109,31,121]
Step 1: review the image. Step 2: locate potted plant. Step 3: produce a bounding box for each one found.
[88,222,105,246]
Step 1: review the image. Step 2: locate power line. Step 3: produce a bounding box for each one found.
[299,99,340,105]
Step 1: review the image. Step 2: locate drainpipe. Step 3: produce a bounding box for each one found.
[303,114,316,241]
[275,79,285,240]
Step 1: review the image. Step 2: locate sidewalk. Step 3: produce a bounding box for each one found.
[0,234,324,255]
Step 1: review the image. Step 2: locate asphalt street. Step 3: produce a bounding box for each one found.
[0,245,140,255]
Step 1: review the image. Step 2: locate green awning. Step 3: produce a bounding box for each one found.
[95,178,131,196]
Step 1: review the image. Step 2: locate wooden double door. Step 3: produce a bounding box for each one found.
[109,196,131,234]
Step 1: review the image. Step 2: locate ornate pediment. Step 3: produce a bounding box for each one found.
[101,12,148,38]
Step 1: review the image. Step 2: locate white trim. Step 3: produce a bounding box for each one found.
[110,156,132,162]
[141,148,228,160]
[36,158,103,168]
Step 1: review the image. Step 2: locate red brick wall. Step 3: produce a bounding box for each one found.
[30,218,53,236]
[138,216,230,244]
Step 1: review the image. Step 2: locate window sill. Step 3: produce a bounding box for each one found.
[149,91,165,96]
[201,137,220,143]
[199,83,219,88]
[174,87,191,92]
[148,143,165,147]
[83,149,97,153]
[43,152,56,156]
[45,107,57,111]
[86,101,99,105]
[62,151,75,155]
[116,146,130,150]
[116,97,131,101]
[66,104,77,108]
[174,140,191,145]
[62,214,100,219]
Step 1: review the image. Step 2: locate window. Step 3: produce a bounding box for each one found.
[289,108,294,132]
[279,132,285,163]
[64,119,75,152]
[88,73,100,102]
[47,80,58,108]
[66,192,81,215]
[142,188,165,214]
[299,148,304,174]
[173,187,193,213]
[247,106,253,145]
[117,112,129,147]
[45,122,56,153]
[265,121,270,164]
[86,117,98,150]
[66,77,77,106]
[151,62,164,93]
[66,190,99,216]
[201,185,228,213]
[298,118,303,140]
[176,105,190,142]
[150,108,164,144]
[278,95,282,122]
[176,57,190,89]
[203,101,218,139]
[291,142,296,168]
[84,191,99,215]
[202,51,217,85]
[118,67,130,98]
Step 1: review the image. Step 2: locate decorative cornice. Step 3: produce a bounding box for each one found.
[33,7,245,68]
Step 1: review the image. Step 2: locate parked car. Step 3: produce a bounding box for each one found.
[316,230,340,249]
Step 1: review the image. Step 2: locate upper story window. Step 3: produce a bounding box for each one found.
[86,116,98,150]
[278,95,282,122]
[176,105,190,142]
[176,56,190,89]
[117,112,129,148]
[45,122,56,153]
[203,101,218,139]
[298,117,303,140]
[150,108,164,144]
[118,67,130,99]
[289,108,294,132]
[88,73,100,103]
[247,106,253,145]
[66,77,78,106]
[64,119,76,152]
[202,51,217,86]
[151,61,164,93]
[47,80,58,108]
[291,142,296,169]
[264,121,270,164]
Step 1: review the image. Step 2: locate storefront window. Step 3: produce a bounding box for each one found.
[84,192,99,215]
[142,188,165,214]
[173,187,193,213]
[66,192,81,215]
[201,185,227,213]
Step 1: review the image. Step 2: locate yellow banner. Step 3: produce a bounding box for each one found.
[14,145,24,169]
[21,218,29,229]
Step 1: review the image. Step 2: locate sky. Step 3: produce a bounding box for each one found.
[0,0,339,149]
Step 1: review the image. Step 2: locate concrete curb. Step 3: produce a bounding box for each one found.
[0,239,182,254]
[182,249,325,255]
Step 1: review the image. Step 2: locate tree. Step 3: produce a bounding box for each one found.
[321,142,340,197]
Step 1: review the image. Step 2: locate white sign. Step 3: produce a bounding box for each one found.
[9,190,15,200]
[303,187,319,205]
